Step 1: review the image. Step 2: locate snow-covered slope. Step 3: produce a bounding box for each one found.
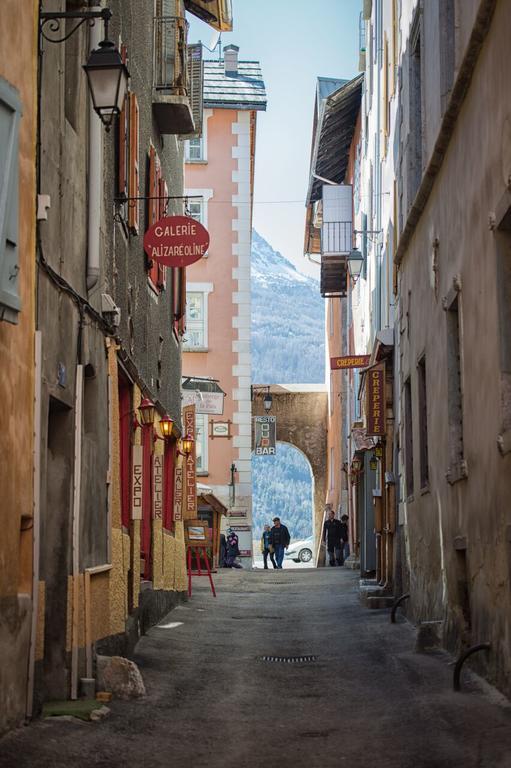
[251,230,325,384]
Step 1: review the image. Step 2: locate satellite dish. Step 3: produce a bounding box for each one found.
[208,30,220,52]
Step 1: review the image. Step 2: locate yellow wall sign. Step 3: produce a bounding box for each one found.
[330,355,370,370]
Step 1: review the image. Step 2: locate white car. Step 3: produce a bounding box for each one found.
[285,536,314,563]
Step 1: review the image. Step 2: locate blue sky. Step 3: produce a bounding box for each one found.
[188,0,360,277]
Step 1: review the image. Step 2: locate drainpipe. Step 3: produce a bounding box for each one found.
[26,331,42,718]
[71,364,84,699]
[87,6,103,292]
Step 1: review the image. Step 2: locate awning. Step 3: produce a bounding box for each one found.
[184,0,233,31]
[307,74,363,206]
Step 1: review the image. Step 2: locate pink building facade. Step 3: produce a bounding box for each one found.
[183,46,266,561]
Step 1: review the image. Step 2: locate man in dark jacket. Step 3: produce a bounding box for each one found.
[269,517,291,569]
[323,508,344,566]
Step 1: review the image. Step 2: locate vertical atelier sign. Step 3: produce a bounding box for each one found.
[366,364,386,436]
[153,454,163,519]
[183,404,197,519]
[174,465,183,521]
[131,444,143,519]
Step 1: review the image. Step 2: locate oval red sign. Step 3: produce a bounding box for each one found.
[143,215,210,268]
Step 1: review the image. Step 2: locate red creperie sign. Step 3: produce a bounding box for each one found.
[143,215,210,268]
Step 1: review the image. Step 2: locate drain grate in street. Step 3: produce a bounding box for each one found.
[258,655,317,663]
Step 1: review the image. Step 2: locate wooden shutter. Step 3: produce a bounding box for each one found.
[118,45,129,199]
[157,178,168,289]
[178,267,186,335]
[128,92,139,234]
[182,43,203,139]
[0,78,21,324]
[147,145,161,289]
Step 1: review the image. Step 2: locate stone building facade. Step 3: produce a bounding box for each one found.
[396,0,511,695]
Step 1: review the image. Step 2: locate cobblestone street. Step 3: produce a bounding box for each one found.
[2,568,511,768]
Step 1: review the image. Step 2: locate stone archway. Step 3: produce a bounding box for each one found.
[252,385,328,545]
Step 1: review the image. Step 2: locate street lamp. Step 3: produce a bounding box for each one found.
[83,37,129,130]
[263,389,273,412]
[181,434,195,456]
[138,397,156,427]
[39,7,129,131]
[158,415,174,439]
[347,249,364,283]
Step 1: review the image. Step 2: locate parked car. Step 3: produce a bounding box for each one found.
[285,536,314,563]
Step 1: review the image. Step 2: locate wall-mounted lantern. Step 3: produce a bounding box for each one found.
[40,7,129,130]
[138,397,156,427]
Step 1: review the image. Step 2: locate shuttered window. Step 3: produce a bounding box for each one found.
[128,92,139,233]
[0,78,21,324]
[157,178,168,290]
[147,144,161,290]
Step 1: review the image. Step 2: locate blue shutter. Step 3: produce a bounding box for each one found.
[0,77,22,324]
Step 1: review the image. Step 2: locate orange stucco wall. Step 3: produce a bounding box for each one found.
[0,0,38,735]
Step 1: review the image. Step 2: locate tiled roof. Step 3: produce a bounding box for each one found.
[203,60,267,110]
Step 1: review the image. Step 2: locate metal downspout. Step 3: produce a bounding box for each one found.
[87,6,103,292]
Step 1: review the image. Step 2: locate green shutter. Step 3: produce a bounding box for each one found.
[0,77,22,324]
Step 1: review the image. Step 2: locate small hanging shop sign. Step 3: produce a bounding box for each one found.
[143,215,210,268]
[330,355,371,370]
[183,404,197,519]
[152,454,163,519]
[366,364,386,436]
[174,465,183,521]
[254,415,276,456]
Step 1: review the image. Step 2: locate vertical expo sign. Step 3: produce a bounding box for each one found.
[366,364,386,436]
[131,444,143,520]
[183,404,197,519]
[254,415,276,456]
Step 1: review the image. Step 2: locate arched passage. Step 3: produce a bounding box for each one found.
[252,441,315,542]
[252,384,328,545]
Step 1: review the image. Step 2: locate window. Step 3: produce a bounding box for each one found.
[409,10,423,204]
[183,283,213,349]
[195,413,208,473]
[404,377,414,498]
[127,92,139,233]
[186,137,203,162]
[184,292,205,348]
[146,144,168,292]
[0,77,21,324]
[496,199,511,449]
[417,355,429,489]
[439,0,455,113]
[187,199,203,223]
[445,291,465,481]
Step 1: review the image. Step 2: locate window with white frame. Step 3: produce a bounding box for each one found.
[184,292,205,348]
[186,137,203,162]
[187,199,203,223]
[195,413,208,472]
[183,283,213,351]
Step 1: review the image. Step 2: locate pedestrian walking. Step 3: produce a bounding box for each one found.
[269,517,291,569]
[340,514,349,562]
[260,523,277,569]
[225,528,242,569]
[323,508,344,566]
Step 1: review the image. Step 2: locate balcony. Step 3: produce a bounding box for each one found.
[152,16,194,135]
[320,254,348,298]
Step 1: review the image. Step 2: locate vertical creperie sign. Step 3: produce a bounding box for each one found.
[254,416,276,455]
[366,364,386,436]
[183,404,197,519]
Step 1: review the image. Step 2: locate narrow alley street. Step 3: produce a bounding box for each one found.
[2,569,511,768]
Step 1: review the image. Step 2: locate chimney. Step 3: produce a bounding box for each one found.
[223,44,239,76]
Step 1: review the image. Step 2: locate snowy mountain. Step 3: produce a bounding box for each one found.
[250,230,324,542]
[251,230,325,383]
